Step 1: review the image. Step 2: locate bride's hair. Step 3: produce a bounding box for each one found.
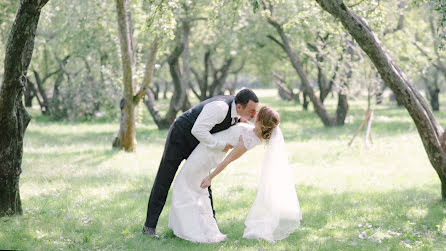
[256,106,280,140]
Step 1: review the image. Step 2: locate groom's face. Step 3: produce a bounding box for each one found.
[237,100,258,121]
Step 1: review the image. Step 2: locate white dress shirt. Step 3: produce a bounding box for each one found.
[191,100,239,150]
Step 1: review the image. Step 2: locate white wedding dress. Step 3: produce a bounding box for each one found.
[168,123,261,243]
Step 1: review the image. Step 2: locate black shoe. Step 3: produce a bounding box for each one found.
[142,226,159,238]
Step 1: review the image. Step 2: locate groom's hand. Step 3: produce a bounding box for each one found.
[200,176,211,188]
[222,144,233,152]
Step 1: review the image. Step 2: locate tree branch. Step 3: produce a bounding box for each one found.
[135,38,159,103]
[267,35,286,51]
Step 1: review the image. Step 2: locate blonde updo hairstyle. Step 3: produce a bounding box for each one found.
[256,106,280,141]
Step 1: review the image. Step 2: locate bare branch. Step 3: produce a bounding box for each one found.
[267,35,286,51]
[135,38,159,103]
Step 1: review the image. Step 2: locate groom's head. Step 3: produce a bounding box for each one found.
[235,88,259,121]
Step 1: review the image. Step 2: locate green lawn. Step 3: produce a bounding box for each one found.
[1,89,446,250]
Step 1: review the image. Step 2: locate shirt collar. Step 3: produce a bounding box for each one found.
[231,101,239,119]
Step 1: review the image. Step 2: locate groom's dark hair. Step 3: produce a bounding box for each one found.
[235,88,259,108]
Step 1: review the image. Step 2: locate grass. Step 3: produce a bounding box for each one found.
[1,89,446,250]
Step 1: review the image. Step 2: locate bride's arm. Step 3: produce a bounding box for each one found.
[200,136,247,188]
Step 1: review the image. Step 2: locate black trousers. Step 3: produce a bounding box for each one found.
[144,123,215,228]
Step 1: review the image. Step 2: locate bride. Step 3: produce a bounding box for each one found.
[168,106,301,243]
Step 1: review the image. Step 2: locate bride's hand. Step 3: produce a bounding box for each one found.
[200,176,211,188]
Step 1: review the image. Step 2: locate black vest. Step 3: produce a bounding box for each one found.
[175,95,235,150]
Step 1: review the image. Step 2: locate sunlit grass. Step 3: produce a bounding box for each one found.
[1,89,446,250]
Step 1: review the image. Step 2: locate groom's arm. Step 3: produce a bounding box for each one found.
[191,101,229,151]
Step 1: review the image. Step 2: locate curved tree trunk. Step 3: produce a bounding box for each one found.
[307,39,339,104]
[209,58,233,96]
[263,5,347,126]
[0,0,49,217]
[266,17,334,125]
[315,0,446,199]
[144,43,186,129]
[166,44,187,122]
[143,89,171,129]
[190,52,209,101]
[191,50,233,100]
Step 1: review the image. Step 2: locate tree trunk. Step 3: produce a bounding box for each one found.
[302,91,309,111]
[25,77,44,110]
[375,82,386,105]
[191,49,211,101]
[315,0,446,199]
[181,21,192,108]
[149,82,160,100]
[335,92,349,126]
[163,82,169,99]
[209,58,233,96]
[24,78,36,107]
[166,44,187,122]
[263,11,335,126]
[143,90,171,129]
[144,43,186,129]
[115,0,136,151]
[0,0,49,217]
[317,66,329,104]
[430,88,440,111]
[227,73,237,96]
[272,71,299,102]
[202,50,210,99]
[33,71,50,114]
[423,71,441,112]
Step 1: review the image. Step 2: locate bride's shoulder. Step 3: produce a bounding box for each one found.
[236,122,255,130]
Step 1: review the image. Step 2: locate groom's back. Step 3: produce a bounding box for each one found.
[178,95,233,128]
[175,95,234,147]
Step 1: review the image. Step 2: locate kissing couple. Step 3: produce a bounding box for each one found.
[143,89,302,243]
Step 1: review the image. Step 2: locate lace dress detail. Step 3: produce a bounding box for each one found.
[240,124,261,150]
[168,123,261,243]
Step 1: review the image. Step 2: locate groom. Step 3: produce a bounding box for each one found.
[143,89,259,237]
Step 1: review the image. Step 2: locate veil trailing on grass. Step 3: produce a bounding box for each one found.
[243,126,301,242]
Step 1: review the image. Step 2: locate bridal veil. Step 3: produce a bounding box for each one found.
[243,126,302,242]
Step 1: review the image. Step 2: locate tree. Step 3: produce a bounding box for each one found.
[315,0,446,199]
[259,1,349,126]
[113,0,158,151]
[0,0,50,216]
[144,26,190,129]
[190,48,236,101]
[14,0,124,120]
[429,0,446,48]
[144,0,244,128]
[411,15,446,111]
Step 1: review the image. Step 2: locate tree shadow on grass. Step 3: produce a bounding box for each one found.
[102,184,446,250]
[4,180,445,250]
[25,130,117,147]
[23,148,119,172]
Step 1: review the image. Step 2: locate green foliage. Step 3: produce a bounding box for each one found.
[1,90,446,250]
[251,0,259,13]
[1,0,445,119]
[430,0,446,48]
[0,0,19,84]
[24,0,122,120]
